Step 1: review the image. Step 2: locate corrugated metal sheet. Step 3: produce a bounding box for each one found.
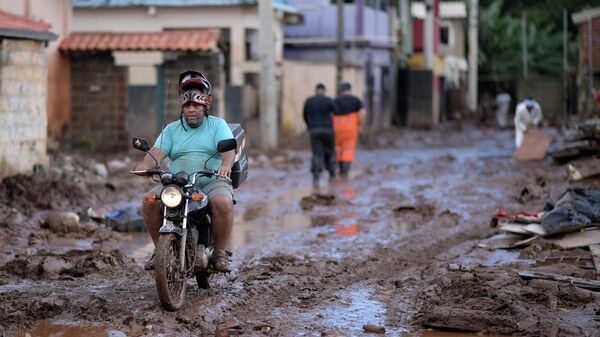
[72,0,291,8]
[72,0,299,14]
[59,29,220,52]
[411,2,467,19]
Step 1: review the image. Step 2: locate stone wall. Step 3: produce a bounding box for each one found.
[0,38,49,179]
[69,53,127,150]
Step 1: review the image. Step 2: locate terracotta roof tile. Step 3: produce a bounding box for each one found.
[0,10,52,32]
[59,29,221,52]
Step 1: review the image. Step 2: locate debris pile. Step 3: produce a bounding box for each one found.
[551,119,600,163]
[486,187,600,250]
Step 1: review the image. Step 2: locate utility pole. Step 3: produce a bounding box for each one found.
[424,0,434,69]
[259,0,278,149]
[522,12,528,79]
[467,0,478,113]
[563,8,568,119]
[336,0,344,95]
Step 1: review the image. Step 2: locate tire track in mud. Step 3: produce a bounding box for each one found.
[185,152,522,336]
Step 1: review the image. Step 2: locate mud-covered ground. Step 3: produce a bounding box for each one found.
[1,124,599,337]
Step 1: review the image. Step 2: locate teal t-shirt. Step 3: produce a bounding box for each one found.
[153,116,234,187]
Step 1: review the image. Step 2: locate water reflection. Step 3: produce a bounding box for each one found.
[335,211,359,236]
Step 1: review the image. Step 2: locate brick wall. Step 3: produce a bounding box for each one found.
[69,53,127,150]
[578,17,600,69]
[0,38,49,179]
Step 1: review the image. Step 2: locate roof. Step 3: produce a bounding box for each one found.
[59,29,221,52]
[572,7,600,25]
[72,0,299,14]
[0,10,57,41]
[411,1,467,20]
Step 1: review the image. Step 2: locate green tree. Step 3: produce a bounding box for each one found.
[478,0,566,78]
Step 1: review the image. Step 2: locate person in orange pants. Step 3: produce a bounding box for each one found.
[333,82,366,178]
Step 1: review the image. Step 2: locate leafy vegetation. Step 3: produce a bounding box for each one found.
[477,0,596,78]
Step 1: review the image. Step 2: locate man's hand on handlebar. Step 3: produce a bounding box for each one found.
[217,165,231,178]
[131,165,162,177]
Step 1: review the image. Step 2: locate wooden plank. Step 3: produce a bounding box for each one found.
[590,244,600,280]
[523,223,547,236]
[498,223,530,235]
[566,157,600,181]
[477,233,527,249]
[548,229,600,249]
[518,271,600,291]
[513,129,553,161]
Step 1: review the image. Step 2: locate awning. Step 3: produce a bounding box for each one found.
[0,10,57,41]
[59,29,221,53]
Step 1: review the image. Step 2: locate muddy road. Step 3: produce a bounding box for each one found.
[1,125,599,337]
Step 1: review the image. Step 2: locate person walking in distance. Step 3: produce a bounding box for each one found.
[303,83,337,190]
[514,98,543,148]
[333,82,366,179]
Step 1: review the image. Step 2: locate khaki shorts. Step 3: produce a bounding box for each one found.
[148,178,234,201]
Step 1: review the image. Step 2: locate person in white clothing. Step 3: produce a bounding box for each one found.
[495,91,511,128]
[514,98,542,148]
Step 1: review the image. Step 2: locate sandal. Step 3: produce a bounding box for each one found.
[210,248,232,273]
[144,250,156,271]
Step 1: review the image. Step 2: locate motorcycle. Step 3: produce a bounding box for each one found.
[130,136,237,311]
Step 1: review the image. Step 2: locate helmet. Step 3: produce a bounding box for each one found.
[178,70,212,107]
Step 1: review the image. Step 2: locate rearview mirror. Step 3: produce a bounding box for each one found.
[217,138,237,153]
[132,137,150,152]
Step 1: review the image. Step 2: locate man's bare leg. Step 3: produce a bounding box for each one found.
[141,193,161,270]
[209,195,234,272]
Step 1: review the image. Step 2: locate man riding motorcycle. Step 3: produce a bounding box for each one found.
[135,70,235,273]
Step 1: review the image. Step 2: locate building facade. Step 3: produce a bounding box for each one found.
[0,10,57,178]
[284,0,396,133]
[69,0,301,147]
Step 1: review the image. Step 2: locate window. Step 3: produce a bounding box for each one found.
[245,29,259,61]
[440,21,453,47]
[365,0,386,11]
[329,0,355,4]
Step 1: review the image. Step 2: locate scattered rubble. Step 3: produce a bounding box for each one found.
[551,119,600,162]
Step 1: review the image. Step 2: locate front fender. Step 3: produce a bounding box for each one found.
[159,221,183,236]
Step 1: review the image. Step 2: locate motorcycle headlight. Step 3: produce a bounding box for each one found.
[160,186,183,208]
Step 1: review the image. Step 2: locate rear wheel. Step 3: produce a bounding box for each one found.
[154,234,186,311]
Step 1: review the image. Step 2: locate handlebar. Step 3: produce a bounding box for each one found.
[129,168,164,176]
[130,168,230,184]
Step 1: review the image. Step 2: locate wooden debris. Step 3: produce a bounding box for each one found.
[422,307,513,332]
[566,157,600,181]
[548,229,600,249]
[590,244,600,279]
[513,129,553,161]
[498,223,530,235]
[478,233,538,249]
[523,224,547,236]
[478,233,526,249]
[518,271,600,291]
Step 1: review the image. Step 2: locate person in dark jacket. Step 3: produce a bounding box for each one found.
[303,83,337,189]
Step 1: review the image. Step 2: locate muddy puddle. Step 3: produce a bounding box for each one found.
[15,321,114,337]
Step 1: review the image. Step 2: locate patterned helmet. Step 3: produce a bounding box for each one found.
[178,70,213,107]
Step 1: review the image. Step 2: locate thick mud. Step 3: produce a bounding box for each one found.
[1,124,598,336]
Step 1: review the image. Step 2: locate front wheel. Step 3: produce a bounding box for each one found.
[154,233,187,311]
